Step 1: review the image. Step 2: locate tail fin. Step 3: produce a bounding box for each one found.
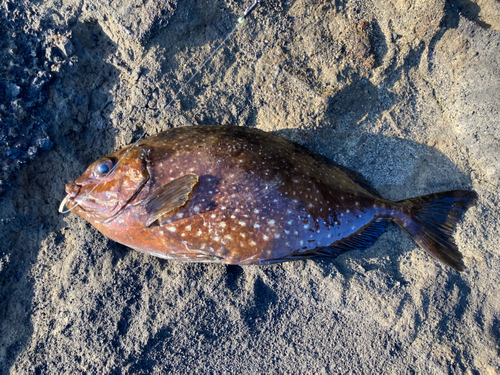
[393,190,478,271]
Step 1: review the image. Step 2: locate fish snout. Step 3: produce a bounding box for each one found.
[59,181,81,214]
[65,180,81,197]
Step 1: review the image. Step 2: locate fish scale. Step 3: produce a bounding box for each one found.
[61,125,477,271]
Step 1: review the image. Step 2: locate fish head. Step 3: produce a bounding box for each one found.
[61,145,150,223]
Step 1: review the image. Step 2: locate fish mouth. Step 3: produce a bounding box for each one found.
[58,193,85,214]
[59,193,86,214]
[59,182,81,213]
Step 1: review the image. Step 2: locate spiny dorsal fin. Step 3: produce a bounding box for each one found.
[141,174,199,227]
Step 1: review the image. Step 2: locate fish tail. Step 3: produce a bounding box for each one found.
[392,190,478,271]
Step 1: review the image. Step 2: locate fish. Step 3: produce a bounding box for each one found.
[60,125,477,271]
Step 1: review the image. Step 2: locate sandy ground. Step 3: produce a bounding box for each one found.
[1,0,499,373]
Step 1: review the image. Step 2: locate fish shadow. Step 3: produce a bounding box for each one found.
[240,275,279,334]
[271,98,475,340]
[268,2,474,280]
[272,124,476,344]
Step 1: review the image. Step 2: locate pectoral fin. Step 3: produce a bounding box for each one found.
[141,174,199,227]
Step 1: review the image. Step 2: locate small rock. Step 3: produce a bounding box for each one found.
[5,82,20,98]
[27,146,38,157]
[57,37,75,57]
[6,149,23,160]
[45,46,64,63]
[14,142,27,151]
[26,71,52,105]
[36,137,54,152]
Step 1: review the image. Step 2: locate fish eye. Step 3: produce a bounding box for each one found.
[95,159,115,177]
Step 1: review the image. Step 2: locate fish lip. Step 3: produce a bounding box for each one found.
[65,180,81,198]
[59,182,82,213]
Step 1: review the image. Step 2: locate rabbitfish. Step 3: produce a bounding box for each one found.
[60,125,477,270]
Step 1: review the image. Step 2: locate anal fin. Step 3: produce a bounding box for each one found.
[318,218,391,257]
[278,218,390,261]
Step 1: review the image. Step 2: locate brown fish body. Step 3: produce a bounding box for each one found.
[63,126,477,270]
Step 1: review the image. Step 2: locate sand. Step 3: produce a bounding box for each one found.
[1,0,499,373]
